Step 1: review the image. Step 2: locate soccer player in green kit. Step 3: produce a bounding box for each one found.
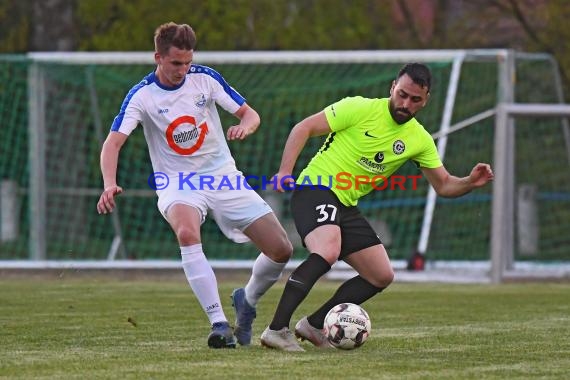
[260,63,494,351]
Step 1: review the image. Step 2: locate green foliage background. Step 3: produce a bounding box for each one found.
[1,0,568,96]
[74,0,395,51]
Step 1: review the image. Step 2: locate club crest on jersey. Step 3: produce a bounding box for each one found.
[393,140,405,155]
[194,93,207,108]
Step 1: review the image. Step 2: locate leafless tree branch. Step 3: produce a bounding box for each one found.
[507,0,551,52]
[396,0,424,47]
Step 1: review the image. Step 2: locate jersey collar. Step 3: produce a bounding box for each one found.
[150,71,186,91]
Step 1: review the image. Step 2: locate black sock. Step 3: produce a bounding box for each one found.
[307,275,385,329]
[269,253,331,330]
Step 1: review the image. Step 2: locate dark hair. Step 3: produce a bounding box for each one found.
[396,63,432,92]
[154,22,197,56]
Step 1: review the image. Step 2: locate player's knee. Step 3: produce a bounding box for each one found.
[370,268,394,288]
[174,226,200,246]
[382,268,395,287]
[306,233,341,260]
[270,234,293,262]
[383,268,395,287]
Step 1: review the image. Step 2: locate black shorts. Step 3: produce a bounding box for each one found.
[290,186,382,260]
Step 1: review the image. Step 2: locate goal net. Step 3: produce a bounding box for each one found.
[1,50,568,282]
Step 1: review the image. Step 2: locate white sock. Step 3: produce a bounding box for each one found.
[180,244,227,325]
[244,253,286,307]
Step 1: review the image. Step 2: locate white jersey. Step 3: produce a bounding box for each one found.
[111,64,245,177]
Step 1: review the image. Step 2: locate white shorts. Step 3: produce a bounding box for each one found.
[156,172,273,243]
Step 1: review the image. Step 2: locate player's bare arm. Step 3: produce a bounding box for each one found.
[97,131,128,214]
[226,103,260,141]
[421,163,494,198]
[274,111,332,192]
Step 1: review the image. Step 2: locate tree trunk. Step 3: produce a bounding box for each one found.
[30,0,76,51]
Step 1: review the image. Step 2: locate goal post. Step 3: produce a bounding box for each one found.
[491,103,570,283]
[1,49,568,282]
[23,49,473,263]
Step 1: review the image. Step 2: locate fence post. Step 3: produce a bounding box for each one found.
[517,184,538,256]
[1,180,19,242]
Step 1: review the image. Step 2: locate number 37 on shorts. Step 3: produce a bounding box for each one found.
[315,204,338,223]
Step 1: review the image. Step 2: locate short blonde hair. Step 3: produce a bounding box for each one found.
[154,22,196,56]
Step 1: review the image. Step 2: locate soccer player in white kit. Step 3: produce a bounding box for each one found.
[96,22,293,348]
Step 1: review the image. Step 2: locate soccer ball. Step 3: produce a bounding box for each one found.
[323,303,371,350]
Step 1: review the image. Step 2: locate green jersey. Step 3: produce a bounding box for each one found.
[297,96,442,206]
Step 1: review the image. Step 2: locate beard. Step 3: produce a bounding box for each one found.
[389,101,414,124]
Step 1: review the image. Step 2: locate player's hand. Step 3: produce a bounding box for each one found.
[97,185,123,214]
[469,163,494,188]
[273,172,296,193]
[226,124,254,140]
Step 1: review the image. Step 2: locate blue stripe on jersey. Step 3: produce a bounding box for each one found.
[110,72,154,131]
[189,64,246,105]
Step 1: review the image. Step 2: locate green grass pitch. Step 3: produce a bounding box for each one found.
[1,277,569,379]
